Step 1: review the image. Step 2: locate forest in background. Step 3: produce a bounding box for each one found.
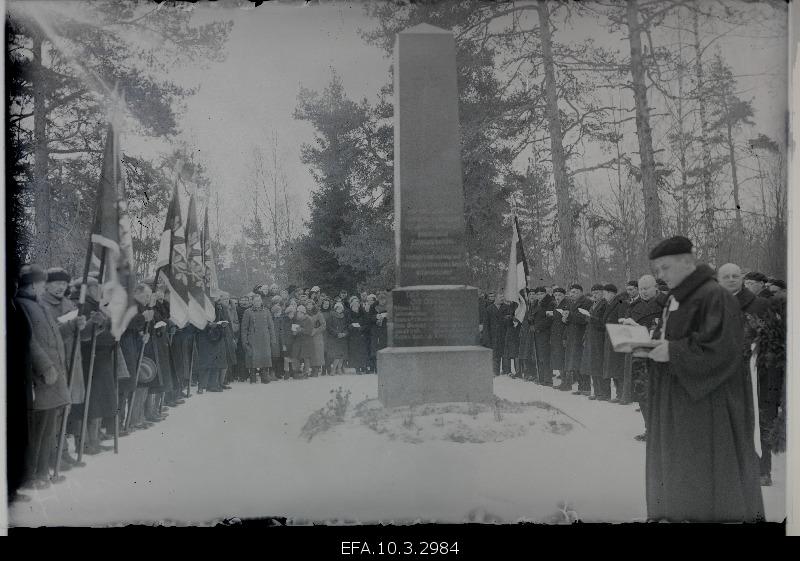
[6,0,789,296]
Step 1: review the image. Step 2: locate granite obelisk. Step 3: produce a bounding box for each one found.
[377,24,493,407]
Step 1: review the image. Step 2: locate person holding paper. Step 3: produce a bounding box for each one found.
[15,264,71,488]
[38,268,89,468]
[601,283,629,403]
[549,287,567,384]
[326,302,349,375]
[645,236,763,522]
[561,284,591,393]
[581,284,608,400]
[347,299,369,373]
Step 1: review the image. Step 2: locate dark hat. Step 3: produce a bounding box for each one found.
[773,279,786,289]
[603,283,618,293]
[19,264,47,286]
[656,279,669,290]
[591,283,605,292]
[743,271,768,283]
[626,280,638,288]
[553,287,566,294]
[569,283,583,292]
[534,286,546,294]
[648,236,693,260]
[46,267,71,283]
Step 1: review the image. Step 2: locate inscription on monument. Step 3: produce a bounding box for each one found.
[399,210,466,286]
[391,288,478,347]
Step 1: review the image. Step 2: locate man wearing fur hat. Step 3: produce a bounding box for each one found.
[645,236,763,522]
[38,267,92,469]
[15,265,71,488]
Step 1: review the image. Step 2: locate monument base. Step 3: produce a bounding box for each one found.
[377,346,494,407]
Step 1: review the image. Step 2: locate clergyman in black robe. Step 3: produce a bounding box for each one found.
[646,237,763,522]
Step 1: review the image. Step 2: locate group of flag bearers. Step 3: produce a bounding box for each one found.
[9,121,233,496]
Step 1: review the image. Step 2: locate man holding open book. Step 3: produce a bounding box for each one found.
[642,236,763,523]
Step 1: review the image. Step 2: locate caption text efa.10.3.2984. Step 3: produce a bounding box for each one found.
[341,542,459,555]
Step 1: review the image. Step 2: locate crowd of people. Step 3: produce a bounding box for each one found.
[7,240,788,522]
[478,262,787,490]
[6,270,393,502]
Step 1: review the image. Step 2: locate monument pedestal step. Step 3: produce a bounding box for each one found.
[377,346,493,407]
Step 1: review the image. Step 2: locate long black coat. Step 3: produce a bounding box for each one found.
[581,299,607,378]
[646,264,763,522]
[550,298,568,370]
[625,295,665,334]
[564,295,591,372]
[196,323,228,370]
[486,303,509,353]
[602,294,629,379]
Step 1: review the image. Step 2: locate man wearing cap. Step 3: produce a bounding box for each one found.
[549,287,568,385]
[743,271,772,300]
[486,290,510,375]
[531,287,555,385]
[645,236,763,522]
[562,284,591,393]
[38,267,90,468]
[602,283,628,403]
[582,284,609,399]
[15,265,71,488]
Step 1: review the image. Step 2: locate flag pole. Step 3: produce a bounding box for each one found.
[186,336,195,398]
[53,234,97,480]
[113,339,119,454]
[77,247,108,461]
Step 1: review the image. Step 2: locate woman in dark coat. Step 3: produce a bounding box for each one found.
[580,285,608,399]
[271,303,286,379]
[601,285,629,402]
[295,305,318,377]
[549,288,567,375]
[374,292,389,355]
[346,299,369,373]
[326,302,349,374]
[320,298,333,374]
[283,305,300,378]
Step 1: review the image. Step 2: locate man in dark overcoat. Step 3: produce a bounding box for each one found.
[582,284,608,399]
[531,287,554,386]
[561,284,591,393]
[645,237,763,522]
[549,287,567,383]
[621,274,665,439]
[718,262,779,486]
[601,283,629,402]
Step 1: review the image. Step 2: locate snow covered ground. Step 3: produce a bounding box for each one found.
[9,374,785,526]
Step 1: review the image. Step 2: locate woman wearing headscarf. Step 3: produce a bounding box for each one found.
[270,302,286,380]
[240,294,278,383]
[283,304,300,378]
[295,305,315,378]
[307,302,326,376]
[347,298,369,373]
[234,293,253,382]
[327,302,349,375]
[319,298,333,375]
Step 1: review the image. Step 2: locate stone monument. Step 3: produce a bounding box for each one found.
[377,23,494,407]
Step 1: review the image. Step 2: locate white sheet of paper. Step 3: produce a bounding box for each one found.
[605,323,659,353]
[351,323,361,328]
[578,308,590,316]
[57,309,78,324]
[154,321,167,329]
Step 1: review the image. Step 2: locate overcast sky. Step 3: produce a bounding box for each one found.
[12,0,788,248]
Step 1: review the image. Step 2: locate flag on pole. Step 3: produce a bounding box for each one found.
[504,216,529,323]
[92,123,138,340]
[201,205,220,320]
[184,195,209,330]
[156,182,191,328]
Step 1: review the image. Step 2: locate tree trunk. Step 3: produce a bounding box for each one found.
[693,11,715,261]
[537,0,578,284]
[626,0,663,252]
[727,122,743,231]
[32,33,51,263]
